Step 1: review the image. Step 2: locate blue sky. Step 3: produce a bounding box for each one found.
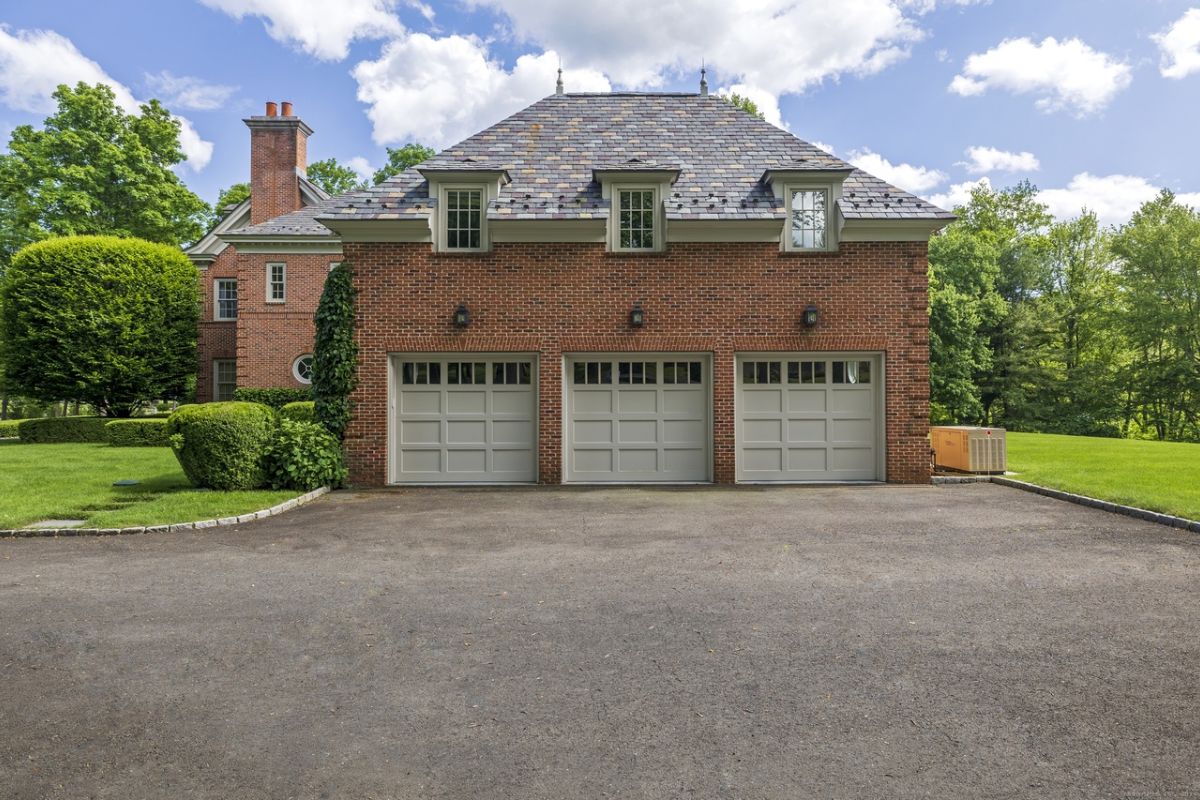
[2,0,1198,224]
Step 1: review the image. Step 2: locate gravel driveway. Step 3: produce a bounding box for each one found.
[2,484,1197,799]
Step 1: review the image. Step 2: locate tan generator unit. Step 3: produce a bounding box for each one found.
[931,426,1007,474]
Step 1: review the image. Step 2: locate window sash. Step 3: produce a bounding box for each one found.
[267,263,286,302]
[215,279,238,320]
[618,189,655,250]
[445,189,483,250]
[213,359,237,401]
[790,189,828,250]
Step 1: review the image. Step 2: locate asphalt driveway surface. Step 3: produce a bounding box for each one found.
[1,483,1198,799]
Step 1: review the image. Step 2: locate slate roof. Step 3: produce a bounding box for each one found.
[230,93,953,238]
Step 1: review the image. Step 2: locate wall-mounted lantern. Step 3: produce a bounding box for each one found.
[453,303,471,328]
[802,304,819,328]
[630,303,645,328]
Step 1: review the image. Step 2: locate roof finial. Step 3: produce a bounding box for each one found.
[556,65,564,96]
[700,63,708,96]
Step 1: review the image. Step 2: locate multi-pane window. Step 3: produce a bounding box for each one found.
[401,362,441,385]
[447,362,487,385]
[493,362,532,385]
[742,361,782,385]
[213,359,236,402]
[445,189,483,249]
[573,361,613,385]
[215,279,238,320]
[790,189,828,250]
[787,360,827,385]
[267,262,286,302]
[618,189,655,250]
[833,360,872,385]
[618,361,657,384]
[293,354,314,384]
[663,361,703,385]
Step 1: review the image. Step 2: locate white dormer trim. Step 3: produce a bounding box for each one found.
[594,169,679,254]
[760,169,851,253]
[417,168,509,253]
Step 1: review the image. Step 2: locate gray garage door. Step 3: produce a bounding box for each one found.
[736,354,881,482]
[566,355,709,483]
[391,356,536,483]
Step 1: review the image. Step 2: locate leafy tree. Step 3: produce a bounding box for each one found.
[723,92,766,120]
[207,182,250,227]
[0,83,209,264]
[312,262,357,439]
[372,143,435,185]
[1112,191,1200,441]
[0,236,198,417]
[307,157,366,195]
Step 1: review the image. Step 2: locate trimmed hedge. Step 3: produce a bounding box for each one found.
[168,402,276,490]
[17,416,109,443]
[233,387,311,410]
[264,418,347,491]
[0,419,21,438]
[279,401,316,423]
[106,418,171,447]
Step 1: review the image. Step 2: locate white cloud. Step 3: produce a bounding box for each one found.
[346,156,375,183]
[928,176,990,210]
[810,141,837,155]
[353,34,610,146]
[949,36,1132,115]
[717,83,785,128]
[848,148,947,193]
[1040,173,1200,226]
[0,26,212,170]
[198,0,403,60]
[959,145,1039,174]
[144,71,237,111]
[470,0,924,95]
[1154,8,1200,79]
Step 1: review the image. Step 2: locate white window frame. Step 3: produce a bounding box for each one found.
[328,261,342,273]
[609,184,663,253]
[214,278,238,321]
[438,185,487,253]
[266,262,287,303]
[292,353,314,385]
[783,184,836,252]
[212,359,237,402]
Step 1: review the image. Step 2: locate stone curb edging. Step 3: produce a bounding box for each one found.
[937,474,1200,534]
[0,487,330,538]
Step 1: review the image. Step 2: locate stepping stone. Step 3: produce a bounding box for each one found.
[27,519,86,529]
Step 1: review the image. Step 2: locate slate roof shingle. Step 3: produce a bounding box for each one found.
[229,93,953,238]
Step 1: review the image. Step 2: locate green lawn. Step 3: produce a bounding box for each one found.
[1006,432,1200,521]
[0,442,298,529]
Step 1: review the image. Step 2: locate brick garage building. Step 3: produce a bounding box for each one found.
[208,89,952,486]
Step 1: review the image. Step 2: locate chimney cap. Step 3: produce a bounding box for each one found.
[265,101,278,117]
[281,100,294,116]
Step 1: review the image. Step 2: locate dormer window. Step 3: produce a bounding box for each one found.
[790,188,829,250]
[618,188,656,250]
[444,188,483,250]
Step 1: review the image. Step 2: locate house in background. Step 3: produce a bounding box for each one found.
[185,102,341,402]
[197,79,953,486]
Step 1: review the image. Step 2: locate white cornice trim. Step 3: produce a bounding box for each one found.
[667,219,782,242]
[491,219,605,243]
[216,236,343,254]
[840,219,951,242]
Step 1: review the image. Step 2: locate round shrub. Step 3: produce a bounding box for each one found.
[167,402,276,490]
[264,418,347,491]
[279,401,316,423]
[233,387,311,410]
[0,236,198,417]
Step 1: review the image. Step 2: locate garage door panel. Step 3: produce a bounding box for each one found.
[566,356,709,483]
[787,448,828,471]
[618,419,657,443]
[401,391,441,414]
[743,389,782,413]
[393,356,536,484]
[787,419,826,443]
[787,390,827,413]
[738,355,880,482]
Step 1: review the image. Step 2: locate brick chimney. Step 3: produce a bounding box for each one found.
[244,100,313,225]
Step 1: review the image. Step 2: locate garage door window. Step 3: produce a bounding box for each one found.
[833,360,872,384]
[448,362,486,385]
[618,361,657,384]
[788,360,827,384]
[742,361,782,385]
[573,361,613,385]
[663,361,702,384]
[493,361,532,385]
[401,362,441,385]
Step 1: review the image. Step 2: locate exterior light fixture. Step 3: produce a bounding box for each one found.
[630,303,645,328]
[802,304,819,328]
[453,303,471,328]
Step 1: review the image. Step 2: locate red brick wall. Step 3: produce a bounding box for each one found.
[342,241,931,487]
[234,251,340,390]
[195,247,238,402]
